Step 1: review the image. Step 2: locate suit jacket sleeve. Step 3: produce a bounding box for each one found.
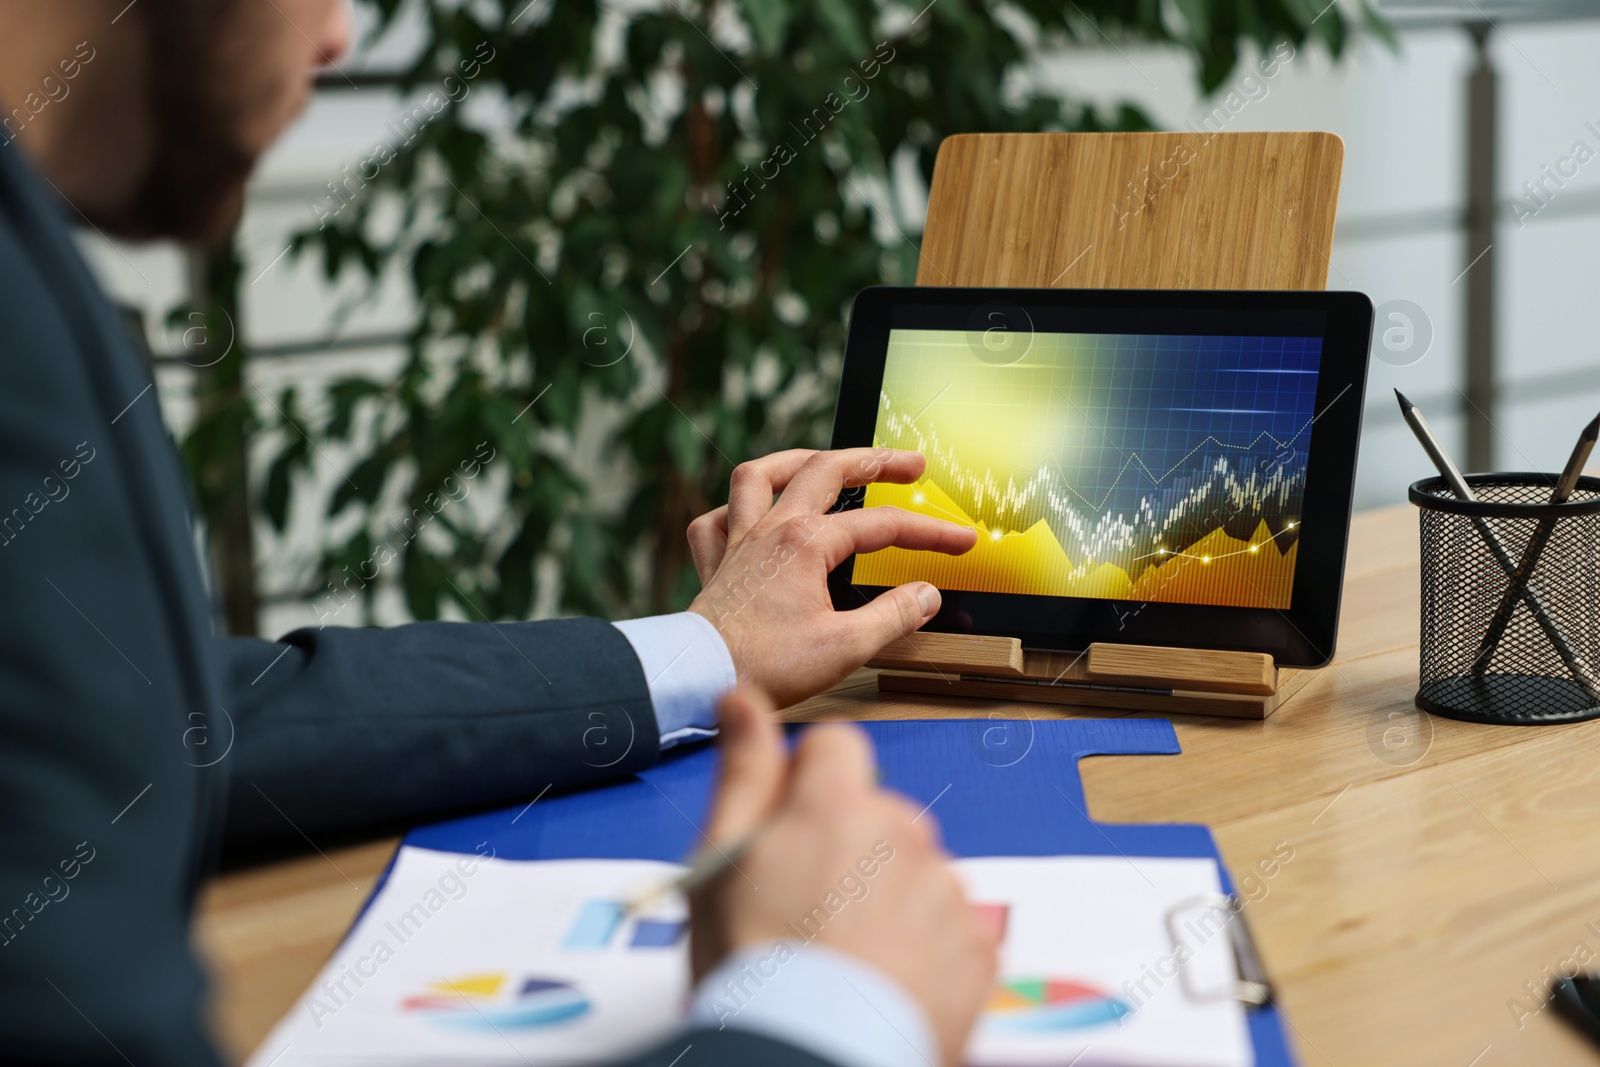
[216,618,660,854]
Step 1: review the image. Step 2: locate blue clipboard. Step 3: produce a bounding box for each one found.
[396,717,1294,1066]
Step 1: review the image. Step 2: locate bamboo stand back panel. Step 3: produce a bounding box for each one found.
[890,130,1344,717]
[916,131,1343,291]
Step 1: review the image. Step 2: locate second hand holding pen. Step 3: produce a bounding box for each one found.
[621,825,768,919]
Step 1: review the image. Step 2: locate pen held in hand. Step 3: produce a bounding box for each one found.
[622,825,767,918]
[622,764,890,917]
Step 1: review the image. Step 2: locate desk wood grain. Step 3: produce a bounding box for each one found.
[196,504,1600,1066]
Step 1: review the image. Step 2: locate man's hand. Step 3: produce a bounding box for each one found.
[686,448,975,708]
[690,690,997,1067]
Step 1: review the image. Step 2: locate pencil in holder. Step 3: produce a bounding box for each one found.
[1410,473,1600,725]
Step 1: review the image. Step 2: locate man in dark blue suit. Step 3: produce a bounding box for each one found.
[0,2,993,1066]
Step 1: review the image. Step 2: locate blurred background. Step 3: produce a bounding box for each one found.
[77,0,1600,638]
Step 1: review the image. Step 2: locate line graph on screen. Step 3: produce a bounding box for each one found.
[850,330,1321,609]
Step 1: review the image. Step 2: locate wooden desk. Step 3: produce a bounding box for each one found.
[196,504,1600,1066]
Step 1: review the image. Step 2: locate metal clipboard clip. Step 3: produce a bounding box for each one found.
[1163,892,1274,1007]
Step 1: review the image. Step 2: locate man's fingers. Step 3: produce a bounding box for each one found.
[818,506,977,570]
[772,449,927,517]
[885,791,944,853]
[837,581,943,663]
[703,689,787,846]
[727,450,818,541]
[687,505,729,584]
[787,721,878,812]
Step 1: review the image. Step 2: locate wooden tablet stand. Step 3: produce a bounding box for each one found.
[883,131,1344,719]
[868,634,1313,720]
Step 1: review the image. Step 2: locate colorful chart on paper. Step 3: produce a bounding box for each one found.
[983,975,1133,1031]
[560,899,687,950]
[402,972,591,1030]
[852,329,1323,609]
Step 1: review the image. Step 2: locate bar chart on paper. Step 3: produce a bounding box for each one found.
[561,899,687,950]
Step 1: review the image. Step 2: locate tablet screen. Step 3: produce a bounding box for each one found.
[852,328,1322,610]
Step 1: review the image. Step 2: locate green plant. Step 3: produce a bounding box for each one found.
[222,0,1373,625]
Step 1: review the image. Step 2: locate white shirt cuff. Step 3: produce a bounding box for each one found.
[613,612,735,749]
[689,941,938,1067]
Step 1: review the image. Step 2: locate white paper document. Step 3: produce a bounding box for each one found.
[959,855,1253,1067]
[249,847,1252,1067]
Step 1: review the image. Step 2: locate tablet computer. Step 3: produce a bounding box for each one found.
[827,286,1373,668]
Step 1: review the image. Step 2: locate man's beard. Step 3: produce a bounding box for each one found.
[106,1,258,243]
[124,107,255,243]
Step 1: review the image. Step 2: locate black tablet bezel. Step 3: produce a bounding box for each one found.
[826,286,1374,669]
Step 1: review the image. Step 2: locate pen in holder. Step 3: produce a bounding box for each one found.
[1410,473,1600,724]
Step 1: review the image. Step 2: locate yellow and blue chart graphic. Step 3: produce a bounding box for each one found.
[853,329,1321,610]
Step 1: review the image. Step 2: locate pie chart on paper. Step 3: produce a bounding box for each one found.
[982,976,1132,1032]
[401,971,591,1030]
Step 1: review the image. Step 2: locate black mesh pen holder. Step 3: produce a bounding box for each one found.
[1410,473,1600,725]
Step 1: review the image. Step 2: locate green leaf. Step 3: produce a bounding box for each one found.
[1173,0,1210,43]
[263,448,297,531]
[331,453,391,515]
[665,408,706,481]
[813,0,867,55]
[404,541,446,621]
[1361,0,1399,49]
[734,0,791,55]
[496,513,540,618]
